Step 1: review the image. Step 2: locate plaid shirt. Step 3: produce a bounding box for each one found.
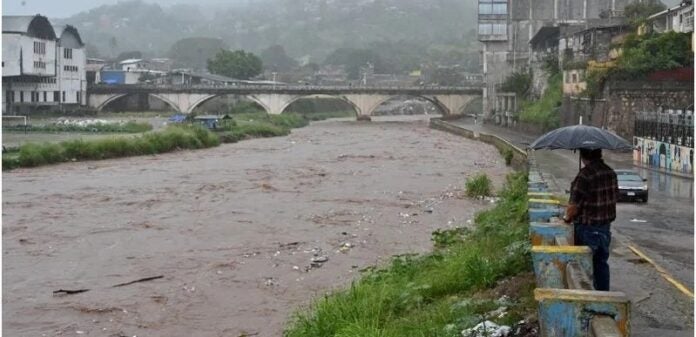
[570,159,618,225]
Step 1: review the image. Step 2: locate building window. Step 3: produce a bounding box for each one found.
[54,91,60,102]
[43,91,47,102]
[19,91,24,103]
[64,48,73,59]
[479,23,492,35]
[62,91,66,102]
[479,0,507,15]
[33,41,46,54]
[479,23,507,35]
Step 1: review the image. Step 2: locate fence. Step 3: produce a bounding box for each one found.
[528,157,631,337]
[634,110,694,148]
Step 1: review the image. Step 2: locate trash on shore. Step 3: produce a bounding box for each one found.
[461,321,511,337]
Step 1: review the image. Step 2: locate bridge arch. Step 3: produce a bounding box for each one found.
[364,95,452,116]
[94,94,128,112]
[94,93,181,112]
[279,94,360,116]
[149,93,182,113]
[186,94,271,115]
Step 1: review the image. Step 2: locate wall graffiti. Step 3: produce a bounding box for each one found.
[633,137,694,176]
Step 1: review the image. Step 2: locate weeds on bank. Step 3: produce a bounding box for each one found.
[3,125,219,169]
[284,172,531,337]
[2,112,348,170]
[3,121,153,133]
[465,174,493,198]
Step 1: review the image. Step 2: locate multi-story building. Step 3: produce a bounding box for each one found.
[478,0,639,118]
[2,15,86,114]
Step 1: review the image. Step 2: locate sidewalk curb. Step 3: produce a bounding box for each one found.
[429,118,528,169]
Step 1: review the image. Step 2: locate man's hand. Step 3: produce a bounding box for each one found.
[564,204,578,223]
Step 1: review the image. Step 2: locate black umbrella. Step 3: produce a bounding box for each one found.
[529,125,632,151]
[529,124,632,170]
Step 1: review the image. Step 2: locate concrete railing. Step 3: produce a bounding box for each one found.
[528,160,630,337]
[429,120,631,335]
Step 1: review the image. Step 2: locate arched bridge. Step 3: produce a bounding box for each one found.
[88,85,483,117]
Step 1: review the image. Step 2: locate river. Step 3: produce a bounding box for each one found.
[2,116,510,337]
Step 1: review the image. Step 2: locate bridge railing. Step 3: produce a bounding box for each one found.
[88,83,485,92]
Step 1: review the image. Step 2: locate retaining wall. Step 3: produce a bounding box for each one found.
[429,118,527,170]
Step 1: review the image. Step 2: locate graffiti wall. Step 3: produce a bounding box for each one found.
[633,137,694,176]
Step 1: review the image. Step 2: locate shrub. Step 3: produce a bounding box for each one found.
[518,72,562,130]
[2,155,20,170]
[3,121,153,133]
[7,125,219,170]
[500,71,532,99]
[465,173,493,198]
[501,148,514,166]
[18,142,66,167]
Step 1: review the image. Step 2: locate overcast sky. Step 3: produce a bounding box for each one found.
[2,0,681,19]
[2,0,240,18]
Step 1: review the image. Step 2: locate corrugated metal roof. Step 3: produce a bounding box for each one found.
[52,24,84,46]
[2,15,57,39]
[120,58,144,64]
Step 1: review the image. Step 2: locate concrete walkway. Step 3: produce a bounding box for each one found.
[449,118,694,337]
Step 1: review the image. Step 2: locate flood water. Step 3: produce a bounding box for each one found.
[2,117,510,337]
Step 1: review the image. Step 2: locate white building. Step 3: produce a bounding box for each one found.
[2,15,86,114]
[120,58,147,72]
[646,1,694,34]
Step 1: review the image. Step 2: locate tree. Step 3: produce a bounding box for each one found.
[207,49,263,80]
[324,48,386,79]
[168,37,228,70]
[260,45,298,72]
[624,1,666,23]
[85,44,101,58]
[618,32,693,77]
[116,50,143,62]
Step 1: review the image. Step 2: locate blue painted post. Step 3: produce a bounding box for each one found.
[529,207,564,222]
[531,246,593,289]
[535,288,630,337]
[529,222,573,246]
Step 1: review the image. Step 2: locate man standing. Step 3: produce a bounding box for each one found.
[563,148,618,291]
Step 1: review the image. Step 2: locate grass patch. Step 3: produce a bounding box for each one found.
[5,125,219,170]
[284,172,531,337]
[518,72,562,130]
[465,174,493,198]
[3,121,153,133]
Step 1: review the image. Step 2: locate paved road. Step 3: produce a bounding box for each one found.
[453,118,694,336]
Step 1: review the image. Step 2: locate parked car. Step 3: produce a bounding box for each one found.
[616,169,648,202]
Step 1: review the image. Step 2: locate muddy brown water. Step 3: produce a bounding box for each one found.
[2,117,510,337]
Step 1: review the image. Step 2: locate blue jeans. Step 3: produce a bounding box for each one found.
[574,224,612,291]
